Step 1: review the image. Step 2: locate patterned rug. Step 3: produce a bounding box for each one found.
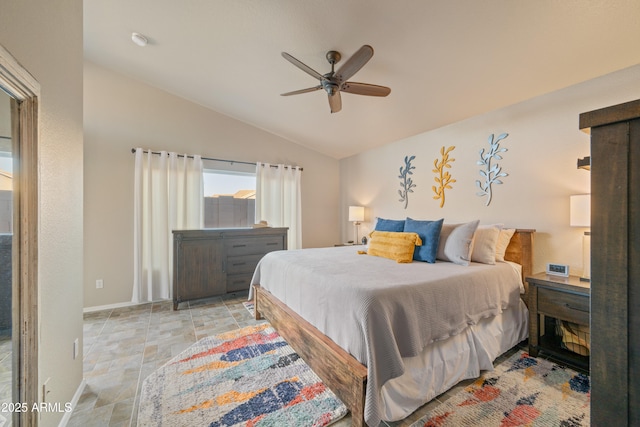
[410,351,590,427]
[242,301,255,317]
[137,323,347,426]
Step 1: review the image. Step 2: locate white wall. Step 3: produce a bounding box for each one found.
[0,93,10,141]
[0,0,84,425]
[340,64,640,276]
[83,61,340,308]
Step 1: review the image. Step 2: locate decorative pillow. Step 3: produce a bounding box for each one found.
[436,220,480,266]
[374,217,405,232]
[403,217,444,263]
[363,231,422,263]
[470,224,503,264]
[495,228,516,262]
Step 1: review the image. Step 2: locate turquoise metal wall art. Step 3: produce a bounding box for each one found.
[398,155,416,209]
[476,133,509,206]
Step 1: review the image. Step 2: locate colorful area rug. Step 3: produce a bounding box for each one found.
[137,324,347,426]
[242,301,255,317]
[410,351,590,427]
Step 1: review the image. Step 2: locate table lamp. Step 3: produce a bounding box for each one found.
[570,194,590,282]
[348,206,365,244]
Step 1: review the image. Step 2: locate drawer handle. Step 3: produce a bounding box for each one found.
[266,242,279,246]
[232,262,246,267]
[564,303,589,313]
[233,244,247,248]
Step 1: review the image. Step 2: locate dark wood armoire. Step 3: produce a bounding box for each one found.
[580,99,640,426]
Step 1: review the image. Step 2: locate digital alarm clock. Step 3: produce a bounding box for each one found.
[546,263,570,277]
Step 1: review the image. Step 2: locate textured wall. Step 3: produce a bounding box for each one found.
[83,61,340,308]
[0,0,84,425]
[340,64,640,277]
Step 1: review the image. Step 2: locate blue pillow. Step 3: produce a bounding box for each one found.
[404,218,444,263]
[374,217,405,232]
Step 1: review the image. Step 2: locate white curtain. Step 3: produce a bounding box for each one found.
[132,148,203,303]
[255,162,302,249]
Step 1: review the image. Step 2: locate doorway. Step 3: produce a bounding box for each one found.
[0,44,40,427]
[0,87,12,425]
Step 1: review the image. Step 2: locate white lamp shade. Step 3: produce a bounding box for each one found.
[348,206,365,222]
[570,194,590,227]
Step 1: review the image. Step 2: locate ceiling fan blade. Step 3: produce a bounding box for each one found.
[281,52,323,80]
[281,86,322,96]
[341,82,391,97]
[334,45,374,83]
[328,91,342,113]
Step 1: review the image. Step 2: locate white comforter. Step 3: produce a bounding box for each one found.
[250,246,524,427]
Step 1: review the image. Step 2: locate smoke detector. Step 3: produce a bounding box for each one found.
[131,32,148,47]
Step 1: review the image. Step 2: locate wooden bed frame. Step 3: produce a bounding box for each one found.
[253,229,534,427]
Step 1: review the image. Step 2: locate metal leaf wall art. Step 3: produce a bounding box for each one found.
[432,146,456,208]
[476,133,509,206]
[398,155,416,209]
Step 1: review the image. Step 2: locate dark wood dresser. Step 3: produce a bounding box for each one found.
[172,227,288,309]
[580,99,640,425]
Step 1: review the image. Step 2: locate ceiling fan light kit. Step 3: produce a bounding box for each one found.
[281,45,391,113]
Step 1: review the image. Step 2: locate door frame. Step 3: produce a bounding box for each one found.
[0,43,39,426]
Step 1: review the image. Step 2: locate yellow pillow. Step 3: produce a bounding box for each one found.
[361,231,422,263]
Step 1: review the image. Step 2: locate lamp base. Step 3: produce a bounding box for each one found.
[581,231,591,283]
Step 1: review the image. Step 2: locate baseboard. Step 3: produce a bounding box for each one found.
[83,300,140,313]
[83,298,171,313]
[57,378,86,427]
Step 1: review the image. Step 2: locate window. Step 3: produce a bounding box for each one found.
[203,168,256,228]
[0,146,12,233]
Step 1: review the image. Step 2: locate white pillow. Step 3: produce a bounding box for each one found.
[495,228,516,262]
[471,224,503,264]
[437,220,480,266]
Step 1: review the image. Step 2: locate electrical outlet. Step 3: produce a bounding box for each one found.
[96,279,103,289]
[43,377,51,402]
[73,338,79,359]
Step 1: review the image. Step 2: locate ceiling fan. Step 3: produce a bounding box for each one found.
[280,45,391,113]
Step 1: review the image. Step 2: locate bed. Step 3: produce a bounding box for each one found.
[251,228,534,427]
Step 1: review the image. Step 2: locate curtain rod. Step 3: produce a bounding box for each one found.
[130,148,302,171]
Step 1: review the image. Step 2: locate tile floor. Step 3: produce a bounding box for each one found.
[0,335,12,427]
[68,291,522,426]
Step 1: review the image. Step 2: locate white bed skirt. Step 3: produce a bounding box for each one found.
[380,299,529,421]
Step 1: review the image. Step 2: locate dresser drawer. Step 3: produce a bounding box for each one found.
[226,273,253,292]
[225,254,264,275]
[538,287,589,325]
[225,236,284,256]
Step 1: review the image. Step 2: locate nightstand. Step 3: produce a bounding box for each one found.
[526,272,590,372]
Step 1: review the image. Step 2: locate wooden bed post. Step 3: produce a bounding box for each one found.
[505,229,535,300]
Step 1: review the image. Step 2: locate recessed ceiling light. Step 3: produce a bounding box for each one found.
[131,32,148,47]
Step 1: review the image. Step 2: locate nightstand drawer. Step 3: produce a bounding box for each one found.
[538,288,589,325]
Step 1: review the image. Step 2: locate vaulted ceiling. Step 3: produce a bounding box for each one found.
[84,0,640,159]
